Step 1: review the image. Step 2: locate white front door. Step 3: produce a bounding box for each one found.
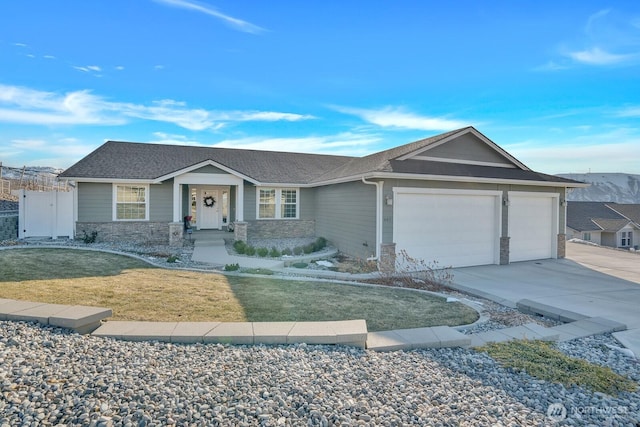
[199,188,220,229]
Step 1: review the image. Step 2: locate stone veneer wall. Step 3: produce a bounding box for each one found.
[246,220,315,239]
[557,233,566,258]
[76,222,170,245]
[0,214,18,240]
[500,237,510,265]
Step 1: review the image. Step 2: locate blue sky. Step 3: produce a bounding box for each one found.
[1,0,639,174]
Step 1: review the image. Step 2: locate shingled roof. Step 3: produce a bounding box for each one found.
[60,142,354,184]
[567,201,637,232]
[60,127,584,187]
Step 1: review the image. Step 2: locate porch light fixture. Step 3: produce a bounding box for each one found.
[385,195,393,206]
[503,198,510,206]
[560,199,567,207]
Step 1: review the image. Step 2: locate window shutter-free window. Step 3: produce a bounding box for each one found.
[115,185,148,220]
[257,188,299,219]
[259,189,276,219]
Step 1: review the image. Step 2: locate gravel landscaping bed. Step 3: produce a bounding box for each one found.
[1,321,638,426]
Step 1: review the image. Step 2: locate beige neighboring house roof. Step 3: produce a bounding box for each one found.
[591,218,636,233]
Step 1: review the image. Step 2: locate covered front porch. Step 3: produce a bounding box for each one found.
[167,164,247,246]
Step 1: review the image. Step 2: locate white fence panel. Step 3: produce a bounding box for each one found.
[19,190,74,239]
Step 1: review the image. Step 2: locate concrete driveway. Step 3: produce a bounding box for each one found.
[449,241,640,355]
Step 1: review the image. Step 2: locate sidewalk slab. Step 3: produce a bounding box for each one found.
[5,303,71,324]
[287,321,336,345]
[468,330,514,346]
[393,327,440,349]
[497,323,559,342]
[171,322,221,343]
[430,326,472,348]
[0,300,48,320]
[253,322,296,345]
[516,299,589,323]
[204,322,254,345]
[49,305,113,334]
[551,317,627,342]
[366,330,409,352]
[612,330,640,359]
[326,319,368,347]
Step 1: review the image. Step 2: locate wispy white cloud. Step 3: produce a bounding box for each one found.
[4,137,99,168]
[154,65,165,70]
[153,0,265,34]
[334,106,467,131]
[13,43,27,47]
[542,9,640,69]
[115,66,125,71]
[615,106,640,117]
[567,47,636,65]
[0,84,314,130]
[43,55,56,60]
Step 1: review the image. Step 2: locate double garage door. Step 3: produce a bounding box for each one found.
[393,188,558,268]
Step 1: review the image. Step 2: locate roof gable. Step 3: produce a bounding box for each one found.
[398,130,522,168]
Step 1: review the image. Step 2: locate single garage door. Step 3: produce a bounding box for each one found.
[393,188,502,268]
[508,192,558,262]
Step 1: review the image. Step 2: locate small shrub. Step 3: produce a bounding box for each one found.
[81,230,98,244]
[292,262,308,269]
[377,249,453,290]
[233,240,247,254]
[166,255,179,263]
[281,248,292,256]
[293,246,303,256]
[244,246,256,256]
[477,340,638,396]
[302,244,314,254]
[314,237,327,251]
[257,247,269,257]
[269,247,281,258]
[224,263,240,271]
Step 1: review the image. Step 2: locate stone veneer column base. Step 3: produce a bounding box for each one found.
[234,221,248,242]
[169,222,184,247]
[557,233,566,258]
[379,243,397,273]
[500,237,510,265]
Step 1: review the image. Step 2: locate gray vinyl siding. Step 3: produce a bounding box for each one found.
[191,165,228,174]
[243,182,257,220]
[149,180,173,221]
[425,133,510,164]
[181,184,190,219]
[314,181,376,260]
[299,188,315,219]
[601,232,617,248]
[77,182,112,222]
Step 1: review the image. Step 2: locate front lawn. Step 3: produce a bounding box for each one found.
[0,248,478,331]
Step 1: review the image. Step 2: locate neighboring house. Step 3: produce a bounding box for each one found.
[59,126,586,268]
[566,201,639,249]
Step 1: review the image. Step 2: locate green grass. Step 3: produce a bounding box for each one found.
[0,248,478,331]
[477,340,638,396]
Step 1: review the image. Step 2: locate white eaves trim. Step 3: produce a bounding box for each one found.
[410,155,517,168]
[58,177,156,184]
[310,172,591,188]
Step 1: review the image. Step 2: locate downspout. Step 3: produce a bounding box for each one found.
[361,177,383,262]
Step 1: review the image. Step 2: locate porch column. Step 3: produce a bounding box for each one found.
[236,182,244,221]
[172,180,182,222]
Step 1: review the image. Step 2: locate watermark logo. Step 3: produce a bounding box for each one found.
[547,403,567,422]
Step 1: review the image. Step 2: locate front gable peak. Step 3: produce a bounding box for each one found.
[396,127,529,170]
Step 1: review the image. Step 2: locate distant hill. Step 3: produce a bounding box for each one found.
[558,173,640,203]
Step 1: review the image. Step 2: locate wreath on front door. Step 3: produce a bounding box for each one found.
[203,195,216,207]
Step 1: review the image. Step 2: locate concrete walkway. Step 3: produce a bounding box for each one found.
[448,241,640,357]
[190,231,284,269]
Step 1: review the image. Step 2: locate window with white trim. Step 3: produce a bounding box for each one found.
[583,232,591,241]
[257,188,299,219]
[115,184,148,220]
[621,231,632,247]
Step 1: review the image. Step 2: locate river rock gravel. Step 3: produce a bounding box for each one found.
[1,322,638,426]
